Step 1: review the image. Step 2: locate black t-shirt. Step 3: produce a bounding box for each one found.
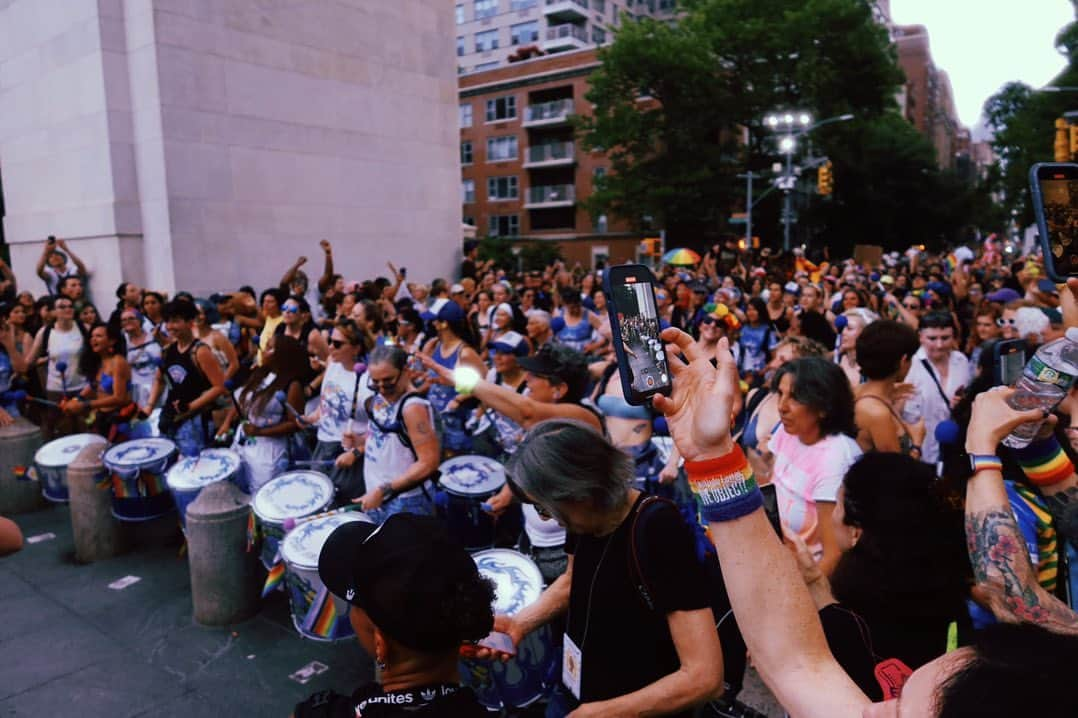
[564,494,712,713]
[294,682,487,718]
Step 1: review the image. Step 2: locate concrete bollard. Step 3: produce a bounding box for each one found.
[68,443,125,562]
[187,481,259,626]
[0,419,45,514]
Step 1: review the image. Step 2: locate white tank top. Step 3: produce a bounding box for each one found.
[364,393,433,498]
[523,504,566,547]
[45,325,88,392]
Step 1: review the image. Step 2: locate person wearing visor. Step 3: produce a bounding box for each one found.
[293,513,494,717]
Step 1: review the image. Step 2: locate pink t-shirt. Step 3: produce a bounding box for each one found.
[769,426,862,559]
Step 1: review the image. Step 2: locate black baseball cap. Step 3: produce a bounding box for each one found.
[318,513,490,652]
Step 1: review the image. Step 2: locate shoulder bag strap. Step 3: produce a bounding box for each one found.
[919,358,952,416]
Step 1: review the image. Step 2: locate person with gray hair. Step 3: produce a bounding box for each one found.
[525,309,554,351]
[483,417,724,716]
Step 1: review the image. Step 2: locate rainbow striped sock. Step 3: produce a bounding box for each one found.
[1015,437,1074,487]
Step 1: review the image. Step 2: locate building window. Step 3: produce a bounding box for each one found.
[593,0,605,12]
[594,214,608,233]
[485,95,517,122]
[488,214,520,237]
[486,136,519,161]
[475,61,499,71]
[457,36,465,56]
[459,103,473,128]
[511,0,537,9]
[592,26,606,43]
[594,166,607,180]
[456,3,465,23]
[487,175,519,200]
[475,29,499,52]
[461,141,474,165]
[658,0,675,8]
[462,179,476,204]
[474,0,498,20]
[510,20,539,45]
[463,216,475,226]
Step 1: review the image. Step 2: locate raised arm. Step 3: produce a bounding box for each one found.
[279,256,307,292]
[57,239,88,276]
[963,388,1078,634]
[318,239,335,293]
[652,329,869,718]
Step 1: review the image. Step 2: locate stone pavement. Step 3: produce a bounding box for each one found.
[0,503,372,717]
[0,502,783,717]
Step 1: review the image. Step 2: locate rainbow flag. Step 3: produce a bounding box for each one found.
[13,465,27,481]
[95,472,112,491]
[301,585,339,639]
[139,472,166,497]
[246,511,258,553]
[262,562,286,598]
[944,253,958,275]
[111,474,134,498]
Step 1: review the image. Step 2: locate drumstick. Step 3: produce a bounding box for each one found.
[281,503,366,532]
[274,390,308,426]
[290,459,336,468]
[223,378,245,415]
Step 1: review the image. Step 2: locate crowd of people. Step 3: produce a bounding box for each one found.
[3,233,1078,717]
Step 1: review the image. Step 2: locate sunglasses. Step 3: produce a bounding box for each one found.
[282,305,300,314]
[506,477,555,520]
[700,316,720,326]
[903,303,920,309]
[997,317,1017,327]
[367,373,402,390]
[330,338,347,348]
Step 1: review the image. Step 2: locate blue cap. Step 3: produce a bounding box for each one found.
[490,331,529,356]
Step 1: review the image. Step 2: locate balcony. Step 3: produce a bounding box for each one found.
[543,22,588,51]
[543,0,588,22]
[526,184,576,208]
[524,141,575,168]
[523,99,574,127]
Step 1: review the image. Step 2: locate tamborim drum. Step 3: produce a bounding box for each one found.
[252,470,334,570]
[102,437,177,521]
[34,433,108,503]
[460,548,556,709]
[281,512,372,641]
[166,448,244,528]
[437,455,505,551]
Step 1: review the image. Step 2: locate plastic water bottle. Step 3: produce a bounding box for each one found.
[900,389,923,425]
[1003,331,1078,448]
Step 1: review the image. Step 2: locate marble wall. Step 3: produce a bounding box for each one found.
[1,0,460,297]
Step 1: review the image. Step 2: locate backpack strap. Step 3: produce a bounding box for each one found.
[627,495,679,612]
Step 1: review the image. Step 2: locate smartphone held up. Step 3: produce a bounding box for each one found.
[602,264,672,406]
[1030,162,1078,282]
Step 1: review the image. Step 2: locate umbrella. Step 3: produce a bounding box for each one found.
[662,248,701,266]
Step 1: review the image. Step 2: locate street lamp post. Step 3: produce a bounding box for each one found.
[761,112,854,251]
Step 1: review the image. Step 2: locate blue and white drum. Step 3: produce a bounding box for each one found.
[166,448,244,528]
[102,437,178,521]
[461,548,556,709]
[437,455,506,551]
[34,433,108,503]
[253,470,335,570]
[281,511,372,641]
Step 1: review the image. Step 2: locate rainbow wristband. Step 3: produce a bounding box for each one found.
[1014,437,1074,487]
[684,445,763,523]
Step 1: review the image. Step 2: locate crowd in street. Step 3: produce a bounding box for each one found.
[2,233,1078,717]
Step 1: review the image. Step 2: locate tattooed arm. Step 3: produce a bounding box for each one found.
[965,389,1078,634]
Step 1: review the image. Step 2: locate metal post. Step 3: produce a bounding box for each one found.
[745,172,753,249]
[782,148,793,251]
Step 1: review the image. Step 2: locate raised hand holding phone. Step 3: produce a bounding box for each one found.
[601,264,672,405]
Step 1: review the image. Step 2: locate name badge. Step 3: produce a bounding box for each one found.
[562,632,583,700]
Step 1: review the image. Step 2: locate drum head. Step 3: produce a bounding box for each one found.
[104,437,177,469]
[167,449,242,490]
[253,471,334,523]
[438,455,505,496]
[471,549,543,617]
[34,433,107,468]
[281,512,372,571]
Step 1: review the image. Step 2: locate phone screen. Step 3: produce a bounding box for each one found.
[999,345,1026,387]
[1036,167,1078,276]
[612,277,670,396]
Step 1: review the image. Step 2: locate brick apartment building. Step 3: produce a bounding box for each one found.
[459,47,649,268]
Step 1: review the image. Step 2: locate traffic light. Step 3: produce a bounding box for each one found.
[1056,118,1070,162]
[817,161,833,195]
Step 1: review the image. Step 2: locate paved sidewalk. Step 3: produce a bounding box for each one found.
[0,504,373,717]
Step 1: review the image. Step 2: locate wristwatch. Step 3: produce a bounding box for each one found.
[380,484,398,503]
[350,447,362,459]
[951,451,1003,480]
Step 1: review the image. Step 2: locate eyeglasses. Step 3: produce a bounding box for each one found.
[902,303,920,310]
[282,305,300,314]
[997,317,1017,327]
[506,477,555,520]
[367,373,402,390]
[121,316,139,322]
[329,338,348,348]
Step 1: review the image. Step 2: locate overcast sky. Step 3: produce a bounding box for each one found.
[890,0,1073,132]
